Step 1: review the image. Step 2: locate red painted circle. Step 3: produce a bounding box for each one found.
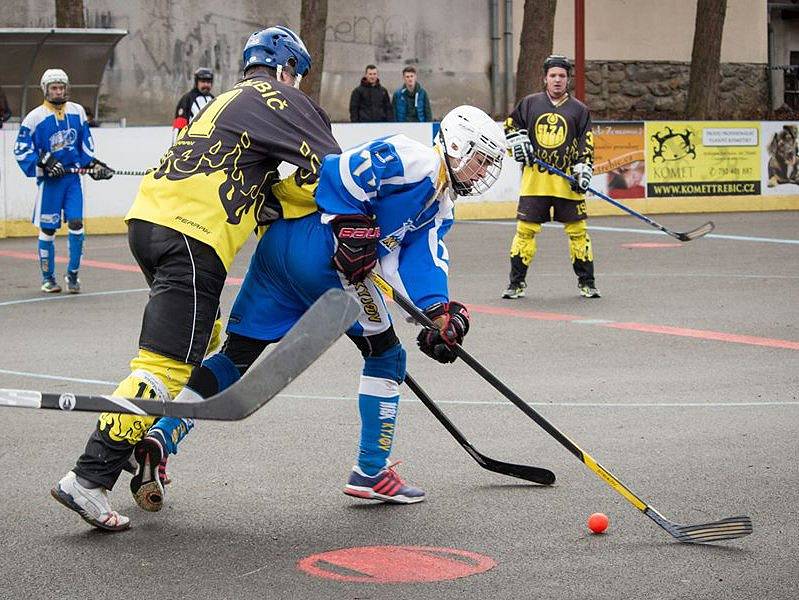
[297,545,496,583]
[621,242,683,248]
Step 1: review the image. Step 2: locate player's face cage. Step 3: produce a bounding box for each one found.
[450,136,504,196]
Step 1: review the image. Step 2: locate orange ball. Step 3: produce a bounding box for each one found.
[588,512,609,534]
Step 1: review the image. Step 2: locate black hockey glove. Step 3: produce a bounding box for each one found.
[570,162,592,193]
[331,214,381,285]
[38,153,65,178]
[416,301,470,364]
[87,158,114,180]
[505,129,534,166]
[255,185,282,226]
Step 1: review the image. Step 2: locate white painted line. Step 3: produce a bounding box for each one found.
[0,369,116,386]
[467,220,799,245]
[573,319,615,325]
[0,288,148,307]
[3,370,796,408]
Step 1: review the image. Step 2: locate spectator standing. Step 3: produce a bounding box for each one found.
[172,67,214,141]
[393,66,432,122]
[349,64,392,122]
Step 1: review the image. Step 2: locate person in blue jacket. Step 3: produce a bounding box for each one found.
[136,105,506,507]
[393,66,432,122]
[14,69,113,293]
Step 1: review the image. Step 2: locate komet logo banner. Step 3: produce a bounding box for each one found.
[645,121,761,197]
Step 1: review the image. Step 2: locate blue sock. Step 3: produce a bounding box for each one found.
[67,229,84,273]
[38,233,55,280]
[357,378,399,476]
[356,344,406,476]
[146,353,241,456]
[149,417,194,455]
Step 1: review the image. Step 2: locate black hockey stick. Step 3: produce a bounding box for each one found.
[404,372,555,485]
[371,272,751,543]
[0,289,359,421]
[67,167,154,176]
[531,157,715,242]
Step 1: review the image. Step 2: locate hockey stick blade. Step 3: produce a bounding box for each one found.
[0,289,360,420]
[646,509,753,544]
[673,220,715,242]
[371,272,751,544]
[404,373,555,485]
[531,158,715,244]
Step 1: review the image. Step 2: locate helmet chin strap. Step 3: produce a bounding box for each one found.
[438,129,465,195]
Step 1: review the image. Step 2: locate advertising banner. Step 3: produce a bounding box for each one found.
[760,121,799,195]
[590,122,646,199]
[645,121,761,197]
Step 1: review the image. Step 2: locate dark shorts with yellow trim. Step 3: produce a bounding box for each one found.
[128,219,227,366]
[516,195,588,223]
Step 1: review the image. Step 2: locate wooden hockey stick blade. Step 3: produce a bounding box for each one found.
[0,289,360,421]
[673,221,715,242]
[404,373,555,485]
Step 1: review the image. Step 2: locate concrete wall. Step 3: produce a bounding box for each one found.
[1,0,770,124]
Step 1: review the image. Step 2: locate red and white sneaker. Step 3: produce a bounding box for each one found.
[343,461,426,504]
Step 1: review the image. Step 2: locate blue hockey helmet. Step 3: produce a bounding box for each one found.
[242,26,311,85]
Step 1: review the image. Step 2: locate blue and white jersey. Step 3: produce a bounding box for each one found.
[14,101,95,180]
[315,134,454,310]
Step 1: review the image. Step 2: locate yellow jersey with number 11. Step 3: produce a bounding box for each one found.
[126,74,341,270]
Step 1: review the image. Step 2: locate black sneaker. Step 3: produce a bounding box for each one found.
[130,433,166,512]
[65,270,80,294]
[502,281,527,299]
[41,278,62,293]
[578,282,601,298]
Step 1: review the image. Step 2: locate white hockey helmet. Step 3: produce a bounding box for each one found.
[41,69,69,103]
[437,105,505,196]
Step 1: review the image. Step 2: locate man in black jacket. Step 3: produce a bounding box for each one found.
[349,64,392,122]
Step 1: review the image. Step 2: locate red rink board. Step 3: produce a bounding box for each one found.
[297,545,496,583]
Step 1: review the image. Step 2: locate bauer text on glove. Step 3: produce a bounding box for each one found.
[331,214,380,285]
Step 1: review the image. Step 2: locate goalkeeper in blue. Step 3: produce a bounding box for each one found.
[137,105,506,506]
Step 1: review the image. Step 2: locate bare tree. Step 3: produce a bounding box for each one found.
[300,0,328,104]
[56,0,85,28]
[686,0,727,118]
[515,0,557,105]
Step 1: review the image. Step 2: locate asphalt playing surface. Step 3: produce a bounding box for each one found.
[1,211,797,599]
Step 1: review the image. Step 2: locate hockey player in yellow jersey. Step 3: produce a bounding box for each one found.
[50,26,341,531]
[502,54,599,300]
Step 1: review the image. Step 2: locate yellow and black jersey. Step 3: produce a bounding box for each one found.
[126,74,341,269]
[506,92,594,201]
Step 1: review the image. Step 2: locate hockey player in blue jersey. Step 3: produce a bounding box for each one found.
[14,69,113,293]
[134,105,506,507]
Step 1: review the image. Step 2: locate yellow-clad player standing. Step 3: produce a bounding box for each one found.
[502,54,599,299]
[51,26,341,531]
